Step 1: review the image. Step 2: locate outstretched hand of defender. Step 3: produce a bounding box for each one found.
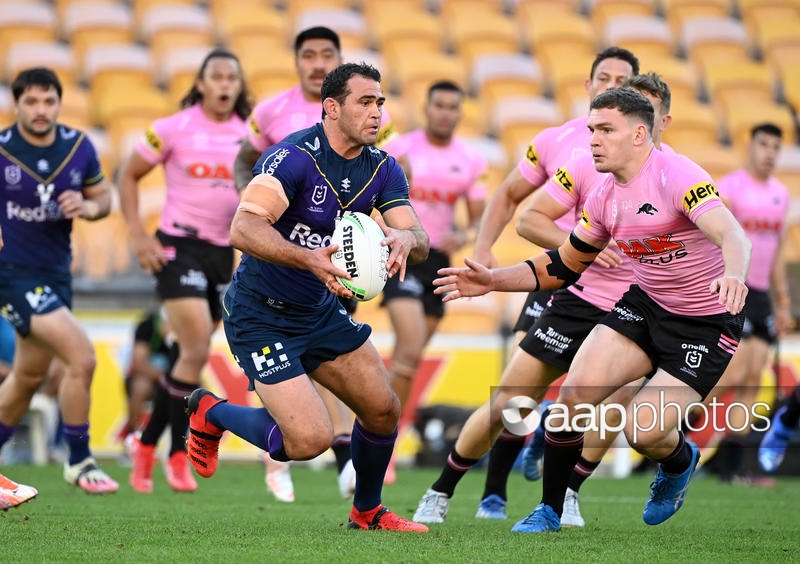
[433,257,493,303]
[709,275,748,315]
[374,214,413,281]
[313,244,354,299]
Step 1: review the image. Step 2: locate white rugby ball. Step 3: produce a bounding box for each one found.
[330,211,389,301]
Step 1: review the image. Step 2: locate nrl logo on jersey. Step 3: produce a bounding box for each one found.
[4,165,20,185]
[312,184,327,205]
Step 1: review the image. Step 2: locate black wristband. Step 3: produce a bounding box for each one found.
[524,259,541,292]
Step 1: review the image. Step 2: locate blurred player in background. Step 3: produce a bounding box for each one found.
[233,26,400,502]
[186,63,430,532]
[0,67,116,504]
[119,48,251,493]
[712,123,791,480]
[381,80,487,483]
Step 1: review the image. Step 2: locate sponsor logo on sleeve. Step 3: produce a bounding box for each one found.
[248,115,261,136]
[554,166,574,194]
[579,208,591,230]
[144,126,162,152]
[682,181,719,213]
[525,143,539,168]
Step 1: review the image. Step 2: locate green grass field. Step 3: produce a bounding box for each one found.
[3,461,799,563]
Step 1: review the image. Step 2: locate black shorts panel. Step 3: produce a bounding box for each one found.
[600,285,744,400]
[380,248,449,318]
[512,289,555,333]
[519,289,607,372]
[154,231,234,321]
[741,289,776,343]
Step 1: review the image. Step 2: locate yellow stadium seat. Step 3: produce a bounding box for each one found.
[0,2,56,78]
[725,102,797,152]
[779,62,800,111]
[241,48,297,101]
[59,85,92,131]
[159,46,211,105]
[775,144,800,196]
[679,16,751,73]
[471,53,545,116]
[4,41,78,86]
[214,5,288,47]
[392,53,468,101]
[61,3,135,64]
[764,41,800,79]
[283,0,353,25]
[751,16,800,57]
[515,0,581,22]
[130,0,197,29]
[661,99,721,148]
[522,11,597,57]
[138,5,214,69]
[644,55,701,105]
[602,14,677,59]
[369,9,442,56]
[677,143,740,181]
[439,0,506,20]
[703,59,776,120]
[293,8,368,52]
[447,12,522,68]
[738,0,800,36]
[491,96,563,161]
[588,0,656,32]
[661,0,732,37]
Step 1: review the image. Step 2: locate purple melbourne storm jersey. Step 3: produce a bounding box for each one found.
[0,123,103,273]
[578,148,726,316]
[234,123,411,307]
[718,168,789,292]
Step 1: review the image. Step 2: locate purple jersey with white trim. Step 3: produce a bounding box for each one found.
[544,153,632,311]
[578,149,726,315]
[247,85,397,152]
[518,116,591,232]
[0,123,103,273]
[136,104,247,246]
[235,123,410,307]
[718,168,789,292]
[383,129,487,249]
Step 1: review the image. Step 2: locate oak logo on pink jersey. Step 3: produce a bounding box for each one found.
[616,235,685,260]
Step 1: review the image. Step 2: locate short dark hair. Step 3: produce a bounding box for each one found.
[295,26,341,53]
[590,46,640,79]
[321,62,382,118]
[11,67,62,100]
[180,47,253,120]
[427,80,464,102]
[624,72,671,114]
[751,122,783,139]
[590,88,654,135]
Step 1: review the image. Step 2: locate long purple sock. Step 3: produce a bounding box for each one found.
[62,423,91,465]
[350,420,396,512]
[206,402,288,461]
[0,421,15,449]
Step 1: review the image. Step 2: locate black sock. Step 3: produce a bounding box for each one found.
[140,374,171,446]
[431,449,480,498]
[332,434,351,473]
[482,430,525,501]
[658,432,692,475]
[717,435,745,482]
[567,455,601,492]
[780,386,800,429]
[540,429,584,516]
[167,375,198,455]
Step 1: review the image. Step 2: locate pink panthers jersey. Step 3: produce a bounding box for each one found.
[136,104,247,246]
[719,168,789,291]
[383,129,487,249]
[518,116,591,231]
[247,85,396,152]
[544,153,633,311]
[578,149,726,316]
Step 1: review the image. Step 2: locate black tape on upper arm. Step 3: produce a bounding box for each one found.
[569,232,603,254]
[544,249,581,287]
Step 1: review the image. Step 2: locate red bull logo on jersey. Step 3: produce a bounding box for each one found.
[554,166,574,194]
[616,234,687,264]
[682,182,719,213]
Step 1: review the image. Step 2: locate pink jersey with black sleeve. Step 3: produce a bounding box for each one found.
[544,153,633,311]
[135,104,247,246]
[718,168,789,292]
[578,149,727,316]
[246,85,396,152]
[383,129,487,249]
[518,116,591,231]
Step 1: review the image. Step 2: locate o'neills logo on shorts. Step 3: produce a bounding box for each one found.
[341,224,359,278]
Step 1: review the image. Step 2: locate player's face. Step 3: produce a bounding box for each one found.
[586,57,635,99]
[296,39,341,100]
[750,131,781,178]
[15,85,60,139]
[197,56,243,120]
[587,107,638,174]
[337,76,384,146]
[424,89,462,141]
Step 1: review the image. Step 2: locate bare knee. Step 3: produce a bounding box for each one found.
[177,339,210,369]
[286,427,335,460]
[358,390,401,436]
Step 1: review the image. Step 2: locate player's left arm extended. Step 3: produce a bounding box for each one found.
[695,205,752,314]
[434,229,604,301]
